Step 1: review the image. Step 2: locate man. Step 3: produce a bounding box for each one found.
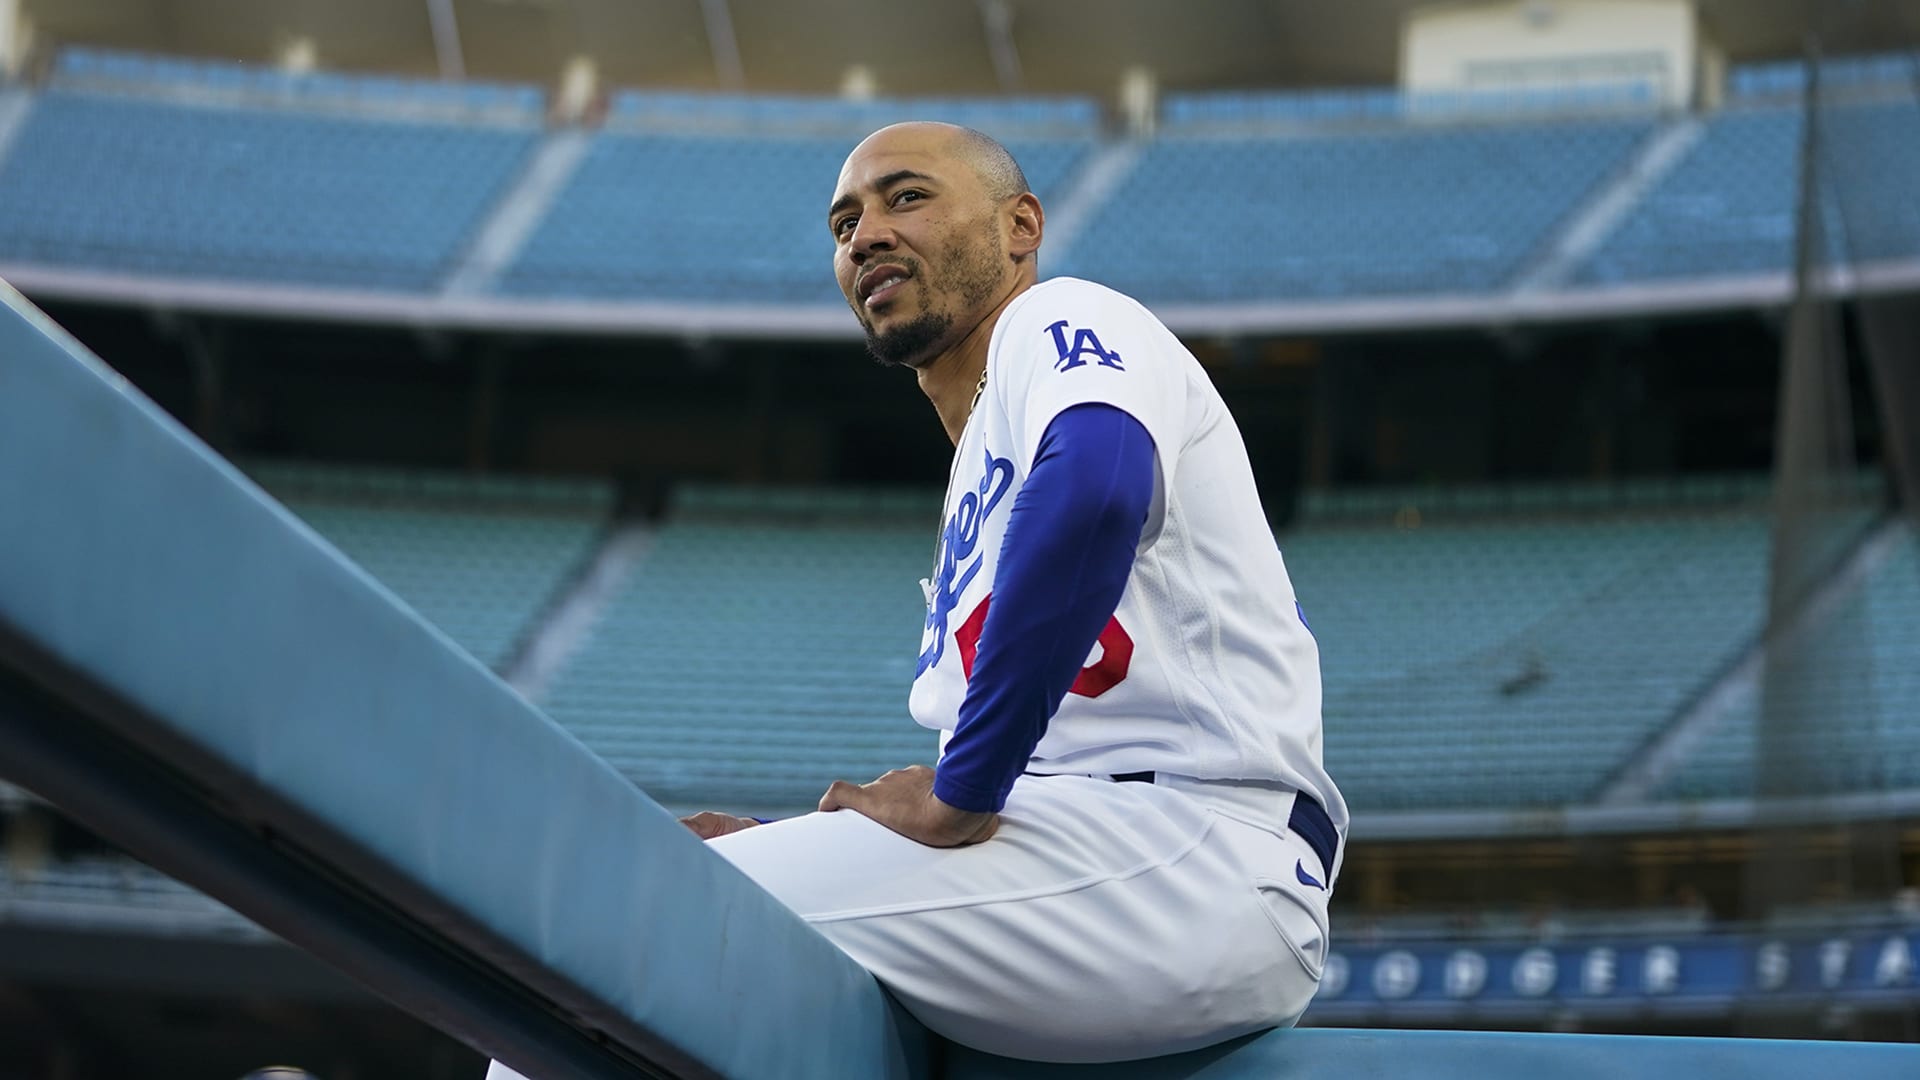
[493,121,1343,1074]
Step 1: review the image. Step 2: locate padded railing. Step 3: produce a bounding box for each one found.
[0,278,923,1079]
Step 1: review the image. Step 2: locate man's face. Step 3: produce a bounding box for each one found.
[829,128,1006,369]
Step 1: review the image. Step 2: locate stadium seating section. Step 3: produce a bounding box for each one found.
[1578,106,1802,284]
[1820,97,1920,264]
[236,464,1916,816]
[1057,117,1653,300]
[498,131,1094,303]
[1287,504,1774,808]
[0,91,539,290]
[537,488,943,811]
[1661,526,1920,800]
[3,48,1919,814]
[249,463,611,670]
[0,49,1915,300]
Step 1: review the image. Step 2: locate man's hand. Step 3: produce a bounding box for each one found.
[679,811,761,840]
[819,764,999,847]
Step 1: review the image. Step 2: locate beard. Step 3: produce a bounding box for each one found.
[866,307,953,369]
[859,228,1005,370]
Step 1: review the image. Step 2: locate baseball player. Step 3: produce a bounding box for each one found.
[489,121,1342,1075]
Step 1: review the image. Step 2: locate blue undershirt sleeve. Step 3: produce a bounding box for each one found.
[931,402,1156,814]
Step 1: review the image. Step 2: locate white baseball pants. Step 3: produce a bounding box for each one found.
[487,772,1330,1073]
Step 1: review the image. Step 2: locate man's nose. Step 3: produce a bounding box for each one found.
[848,215,895,261]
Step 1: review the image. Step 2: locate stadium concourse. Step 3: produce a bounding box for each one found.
[0,36,1919,1080]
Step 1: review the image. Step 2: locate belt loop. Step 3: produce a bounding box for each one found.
[1287,791,1338,878]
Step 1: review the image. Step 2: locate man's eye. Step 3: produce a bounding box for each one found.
[835,216,857,238]
[892,190,923,206]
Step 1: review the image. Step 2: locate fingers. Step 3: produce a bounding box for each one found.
[679,811,757,840]
[818,779,863,813]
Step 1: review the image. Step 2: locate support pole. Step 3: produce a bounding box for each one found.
[978,0,1024,93]
[426,0,467,81]
[698,0,745,92]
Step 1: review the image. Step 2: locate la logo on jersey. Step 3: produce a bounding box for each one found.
[1046,320,1124,372]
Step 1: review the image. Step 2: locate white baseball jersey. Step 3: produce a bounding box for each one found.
[910,277,1345,833]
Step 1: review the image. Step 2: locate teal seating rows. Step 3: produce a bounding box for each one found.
[1284,507,1774,808]
[204,470,1914,815]
[531,484,1823,814]
[1660,524,1920,800]
[251,464,610,670]
[539,517,939,811]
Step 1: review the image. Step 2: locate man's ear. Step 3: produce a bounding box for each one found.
[1006,193,1044,261]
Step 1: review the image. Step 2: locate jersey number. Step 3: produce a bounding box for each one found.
[953,593,1133,698]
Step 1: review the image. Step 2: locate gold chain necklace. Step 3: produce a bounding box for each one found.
[968,364,988,418]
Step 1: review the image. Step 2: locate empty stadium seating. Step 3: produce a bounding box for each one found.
[1821,97,1920,264]
[4,48,1918,305]
[1057,117,1651,301]
[497,131,1093,303]
[1579,106,1802,284]
[0,90,538,290]
[38,452,1908,819]
[250,463,611,670]
[1286,504,1774,809]
[517,478,1884,815]
[537,490,941,811]
[1660,525,1920,800]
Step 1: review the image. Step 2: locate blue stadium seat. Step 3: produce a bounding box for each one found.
[518,480,1818,815]
[498,132,1092,303]
[1286,505,1775,808]
[1580,95,1920,283]
[1660,524,1920,799]
[1058,117,1649,301]
[250,464,611,670]
[538,506,940,811]
[0,91,539,291]
[1820,97,1920,263]
[1578,106,1802,283]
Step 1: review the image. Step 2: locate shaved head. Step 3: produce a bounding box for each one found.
[949,125,1030,204]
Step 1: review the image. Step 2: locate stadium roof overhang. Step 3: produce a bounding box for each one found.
[21,0,1920,95]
